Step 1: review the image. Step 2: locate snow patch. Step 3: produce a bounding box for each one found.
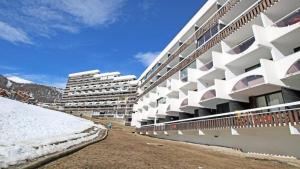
[7,76,33,84]
[68,70,100,77]
[0,97,104,168]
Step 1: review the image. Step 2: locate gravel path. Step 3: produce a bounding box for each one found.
[40,119,299,169]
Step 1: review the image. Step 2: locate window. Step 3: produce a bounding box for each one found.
[204,30,211,41]
[211,24,218,36]
[189,61,196,69]
[197,36,205,47]
[255,92,284,108]
[266,92,284,106]
[256,96,267,108]
[180,68,188,82]
[196,23,224,48]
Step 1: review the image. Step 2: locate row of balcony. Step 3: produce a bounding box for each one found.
[139,0,246,87]
[67,77,136,87]
[133,2,300,124]
[139,1,300,99]
[67,88,137,96]
[68,83,135,91]
[135,53,300,121]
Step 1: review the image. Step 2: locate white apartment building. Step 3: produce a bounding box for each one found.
[132,0,300,127]
[131,0,300,157]
[62,70,138,119]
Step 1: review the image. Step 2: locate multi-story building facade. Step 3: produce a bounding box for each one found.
[132,0,300,157]
[62,70,138,119]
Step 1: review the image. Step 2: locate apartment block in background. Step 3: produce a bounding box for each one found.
[62,70,138,120]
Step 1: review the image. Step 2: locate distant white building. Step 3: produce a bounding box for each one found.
[62,70,138,119]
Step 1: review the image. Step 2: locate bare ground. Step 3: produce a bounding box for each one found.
[40,119,299,169]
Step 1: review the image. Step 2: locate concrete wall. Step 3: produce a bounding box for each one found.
[146,125,300,158]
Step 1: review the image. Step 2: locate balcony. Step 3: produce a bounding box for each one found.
[268,9,300,53]
[198,60,224,81]
[165,98,181,116]
[232,75,264,92]
[281,56,300,90]
[276,9,300,27]
[227,36,255,55]
[180,91,201,113]
[179,69,199,91]
[229,68,281,97]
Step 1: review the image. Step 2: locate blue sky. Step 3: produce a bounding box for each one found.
[0,0,205,88]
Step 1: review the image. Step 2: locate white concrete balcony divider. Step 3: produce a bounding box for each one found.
[143,96,151,107]
[147,107,157,120]
[199,80,233,109]
[141,110,149,121]
[198,57,225,81]
[157,86,169,98]
[266,8,300,44]
[135,112,143,123]
[157,103,169,117]
[166,79,182,98]
[165,98,182,115]
[148,92,158,106]
[179,68,199,91]
[180,90,202,113]
[275,51,300,90]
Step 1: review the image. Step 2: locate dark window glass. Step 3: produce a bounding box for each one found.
[211,24,218,36]
[204,30,211,41]
[197,36,205,47]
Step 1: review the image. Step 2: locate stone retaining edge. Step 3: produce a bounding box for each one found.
[17,129,108,169]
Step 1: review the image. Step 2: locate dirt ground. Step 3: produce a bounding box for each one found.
[41,119,299,169]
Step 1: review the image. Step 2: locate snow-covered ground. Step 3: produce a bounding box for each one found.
[0,97,104,168]
[6,76,33,84]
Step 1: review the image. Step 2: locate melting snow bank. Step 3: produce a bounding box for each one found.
[0,97,105,168]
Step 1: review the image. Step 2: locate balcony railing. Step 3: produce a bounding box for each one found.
[199,61,213,71]
[138,109,300,132]
[232,75,264,92]
[287,60,300,75]
[276,9,300,27]
[137,101,300,132]
[227,36,255,55]
[201,90,216,101]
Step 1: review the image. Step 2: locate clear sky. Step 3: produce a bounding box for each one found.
[0,0,206,88]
